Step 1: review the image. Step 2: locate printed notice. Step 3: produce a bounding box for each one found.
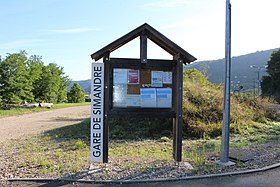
[128,69,139,84]
[113,84,127,107]
[156,88,172,108]
[126,94,140,107]
[151,71,163,87]
[163,72,172,84]
[140,88,157,108]
[113,69,128,84]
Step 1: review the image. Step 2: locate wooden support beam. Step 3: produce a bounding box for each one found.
[173,55,183,162]
[103,51,110,163]
[140,34,147,63]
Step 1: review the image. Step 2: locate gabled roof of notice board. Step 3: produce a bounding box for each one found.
[91,23,196,64]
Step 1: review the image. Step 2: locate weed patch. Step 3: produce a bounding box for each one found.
[1,119,279,179]
[183,69,280,138]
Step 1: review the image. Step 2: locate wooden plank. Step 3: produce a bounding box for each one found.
[108,110,176,118]
[91,24,146,61]
[127,84,141,94]
[103,52,110,163]
[172,62,177,159]
[173,57,183,162]
[140,69,151,85]
[140,34,147,64]
[90,23,196,64]
[110,58,176,69]
[172,118,176,159]
[144,24,197,63]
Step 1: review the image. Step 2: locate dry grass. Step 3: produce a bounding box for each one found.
[183,69,279,138]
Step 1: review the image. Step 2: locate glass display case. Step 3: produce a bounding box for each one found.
[112,68,173,108]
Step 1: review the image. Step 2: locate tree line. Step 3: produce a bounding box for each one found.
[262,49,280,102]
[0,51,85,107]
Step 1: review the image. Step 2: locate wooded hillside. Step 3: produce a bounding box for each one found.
[75,48,279,93]
[185,48,279,91]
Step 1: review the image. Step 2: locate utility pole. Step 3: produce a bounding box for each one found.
[217,0,235,166]
[250,65,267,96]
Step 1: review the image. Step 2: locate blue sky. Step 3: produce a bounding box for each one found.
[1,0,279,80]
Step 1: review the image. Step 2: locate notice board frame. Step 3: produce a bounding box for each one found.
[107,58,177,118]
[101,55,183,163]
[91,23,196,163]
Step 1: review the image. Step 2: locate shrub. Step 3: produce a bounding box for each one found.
[67,83,85,103]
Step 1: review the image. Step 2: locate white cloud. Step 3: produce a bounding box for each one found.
[0,39,45,50]
[50,27,98,34]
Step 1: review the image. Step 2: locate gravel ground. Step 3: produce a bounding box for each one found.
[72,142,280,181]
[0,105,90,142]
[1,139,279,181]
[0,106,279,182]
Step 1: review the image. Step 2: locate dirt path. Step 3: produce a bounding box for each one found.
[0,105,90,142]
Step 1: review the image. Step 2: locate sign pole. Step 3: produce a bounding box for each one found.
[217,0,235,166]
[90,62,105,163]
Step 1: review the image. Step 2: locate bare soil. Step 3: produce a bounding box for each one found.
[0,105,90,143]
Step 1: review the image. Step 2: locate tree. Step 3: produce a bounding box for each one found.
[0,95,2,108]
[27,55,44,85]
[67,83,85,103]
[0,51,34,104]
[27,55,44,101]
[0,51,70,106]
[262,49,280,102]
[34,63,70,103]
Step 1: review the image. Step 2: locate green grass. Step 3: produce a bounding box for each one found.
[1,117,279,179]
[0,118,174,178]
[0,102,90,118]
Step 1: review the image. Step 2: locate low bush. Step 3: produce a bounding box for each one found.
[183,69,279,138]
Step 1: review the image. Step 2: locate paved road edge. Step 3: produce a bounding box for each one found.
[4,162,280,184]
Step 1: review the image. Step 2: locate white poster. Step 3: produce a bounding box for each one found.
[163,72,172,84]
[140,88,157,108]
[157,88,172,108]
[91,62,104,162]
[126,94,140,107]
[113,84,127,107]
[113,69,127,84]
[151,71,163,87]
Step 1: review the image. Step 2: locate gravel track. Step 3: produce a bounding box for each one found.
[0,105,90,143]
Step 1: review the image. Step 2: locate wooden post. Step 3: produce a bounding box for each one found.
[173,55,183,162]
[140,34,147,64]
[172,117,177,159]
[103,51,110,163]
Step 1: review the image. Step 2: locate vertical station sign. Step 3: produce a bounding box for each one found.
[91,62,104,162]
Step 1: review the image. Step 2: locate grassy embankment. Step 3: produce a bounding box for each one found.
[1,69,280,178]
[0,102,90,118]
